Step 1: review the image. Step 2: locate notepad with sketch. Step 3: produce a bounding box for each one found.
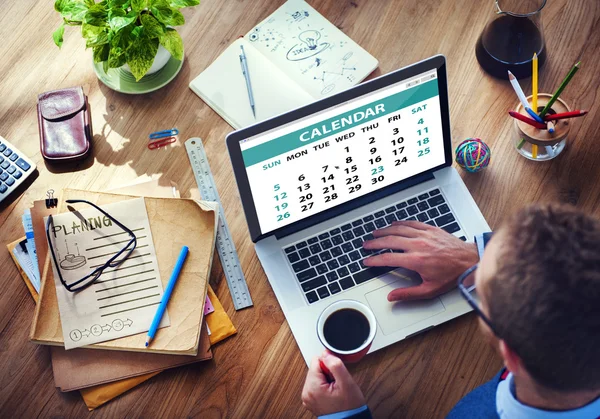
[45,198,169,349]
[189,0,378,129]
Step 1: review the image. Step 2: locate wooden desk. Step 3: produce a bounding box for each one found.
[1,0,598,417]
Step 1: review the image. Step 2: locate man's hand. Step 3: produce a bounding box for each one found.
[301,351,366,416]
[363,220,479,301]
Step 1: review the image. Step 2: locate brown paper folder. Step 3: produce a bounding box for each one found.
[30,189,218,355]
[51,322,213,391]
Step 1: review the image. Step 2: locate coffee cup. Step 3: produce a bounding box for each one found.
[316,300,377,363]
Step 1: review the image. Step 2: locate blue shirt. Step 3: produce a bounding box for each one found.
[331,372,600,418]
[496,373,600,419]
[319,405,369,419]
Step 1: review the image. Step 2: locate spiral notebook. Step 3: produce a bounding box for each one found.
[189,0,378,129]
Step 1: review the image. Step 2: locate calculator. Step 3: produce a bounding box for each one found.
[0,135,36,204]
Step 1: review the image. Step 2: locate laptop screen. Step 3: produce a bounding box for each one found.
[239,68,446,235]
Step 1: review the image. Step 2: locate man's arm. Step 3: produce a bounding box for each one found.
[363,220,481,301]
[302,222,489,418]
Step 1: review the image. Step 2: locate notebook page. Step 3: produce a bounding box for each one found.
[244,0,378,99]
[189,38,313,129]
[46,197,169,349]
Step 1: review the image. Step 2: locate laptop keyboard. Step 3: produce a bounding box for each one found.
[283,188,466,305]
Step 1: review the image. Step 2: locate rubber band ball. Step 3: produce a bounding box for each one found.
[455,138,491,173]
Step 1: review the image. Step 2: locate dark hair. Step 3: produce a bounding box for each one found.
[488,203,600,391]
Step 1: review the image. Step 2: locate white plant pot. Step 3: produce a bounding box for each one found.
[122,45,171,76]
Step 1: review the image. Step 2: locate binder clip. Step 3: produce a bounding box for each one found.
[46,189,58,209]
[149,128,179,140]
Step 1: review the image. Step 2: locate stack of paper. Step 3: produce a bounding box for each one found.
[6,178,237,410]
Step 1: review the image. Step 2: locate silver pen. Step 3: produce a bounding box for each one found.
[239,45,256,118]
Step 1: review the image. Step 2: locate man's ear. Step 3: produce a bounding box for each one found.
[499,340,523,374]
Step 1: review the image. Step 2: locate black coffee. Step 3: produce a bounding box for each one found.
[323,308,370,351]
[476,15,546,79]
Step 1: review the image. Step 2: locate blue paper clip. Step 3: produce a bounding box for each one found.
[149,128,179,140]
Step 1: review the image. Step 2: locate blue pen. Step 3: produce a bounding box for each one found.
[526,107,544,123]
[145,246,189,347]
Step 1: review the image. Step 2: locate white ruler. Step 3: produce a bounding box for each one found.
[185,138,253,310]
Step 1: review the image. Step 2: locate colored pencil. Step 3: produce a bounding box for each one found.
[517,138,526,149]
[547,120,556,133]
[508,71,531,110]
[525,107,544,123]
[532,144,538,159]
[508,111,547,129]
[539,61,581,118]
[507,71,545,123]
[145,246,189,347]
[543,110,588,121]
[532,53,538,112]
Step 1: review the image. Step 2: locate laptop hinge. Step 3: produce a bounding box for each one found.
[271,171,436,241]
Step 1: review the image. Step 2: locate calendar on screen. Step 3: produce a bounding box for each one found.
[240,70,445,234]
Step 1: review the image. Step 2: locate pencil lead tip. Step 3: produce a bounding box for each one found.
[507,71,514,79]
[533,52,537,58]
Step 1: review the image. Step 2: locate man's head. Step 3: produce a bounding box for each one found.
[475,203,600,393]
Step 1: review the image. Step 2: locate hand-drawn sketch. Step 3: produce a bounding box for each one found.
[244,0,377,98]
[59,242,86,270]
[47,198,167,350]
[69,318,133,341]
[314,52,356,83]
[286,30,330,61]
[321,84,335,95]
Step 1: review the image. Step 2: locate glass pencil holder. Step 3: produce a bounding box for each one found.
[513,93,570,161]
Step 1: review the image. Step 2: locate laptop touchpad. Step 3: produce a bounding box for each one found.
[365,279,446,336]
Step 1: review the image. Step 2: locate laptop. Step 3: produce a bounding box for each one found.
[226,55,490,364]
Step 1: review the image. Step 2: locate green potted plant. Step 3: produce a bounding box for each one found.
[52,0,199,81]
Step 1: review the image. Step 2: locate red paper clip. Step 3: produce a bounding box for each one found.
[148,136,176,150]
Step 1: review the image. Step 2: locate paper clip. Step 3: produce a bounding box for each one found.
[46,189,58,209]
[148,136,176,150]
[149,128,179,140]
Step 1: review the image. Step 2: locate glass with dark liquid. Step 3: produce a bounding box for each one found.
[476,0,546,79]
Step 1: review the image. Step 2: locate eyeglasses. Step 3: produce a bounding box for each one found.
[46,199,137,292]
[457,264,500,336]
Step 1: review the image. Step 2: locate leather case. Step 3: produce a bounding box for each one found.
[37,87,92,161]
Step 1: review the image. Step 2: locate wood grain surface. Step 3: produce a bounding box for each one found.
[1,0,599,417]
